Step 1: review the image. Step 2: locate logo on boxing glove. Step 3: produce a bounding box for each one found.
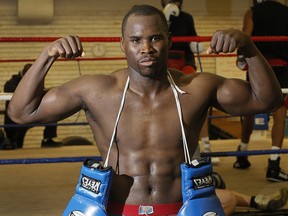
[80,174,101,194]
[193,174,213,190]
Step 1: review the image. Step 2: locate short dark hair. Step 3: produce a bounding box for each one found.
[121,5,169,37]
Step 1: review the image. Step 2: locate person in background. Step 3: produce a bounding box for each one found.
[161,0,197,73]
[3,63,62,149]
[234,0,288,182]
[161,0,220,164]
[216,187,288,215]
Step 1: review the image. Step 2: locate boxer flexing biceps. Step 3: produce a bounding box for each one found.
[8,5,282,216]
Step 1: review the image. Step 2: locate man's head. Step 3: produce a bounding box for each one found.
[21,63,32,77]
[161,0,183,10]
[121,5,172,77]
[122,5,169,37]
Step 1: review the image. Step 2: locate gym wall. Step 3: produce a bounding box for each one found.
[0,0,264,147]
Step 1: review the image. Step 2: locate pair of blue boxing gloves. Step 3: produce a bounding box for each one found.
[63,157,224,216]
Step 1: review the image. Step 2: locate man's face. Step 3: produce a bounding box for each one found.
[121,14,172,78]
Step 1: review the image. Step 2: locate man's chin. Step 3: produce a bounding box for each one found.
[139,68,159,78]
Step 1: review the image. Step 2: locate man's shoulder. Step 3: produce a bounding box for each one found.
[176,71,221,85]
[169,71,221,96]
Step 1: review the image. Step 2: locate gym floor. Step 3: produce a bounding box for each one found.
[0,138,287,216]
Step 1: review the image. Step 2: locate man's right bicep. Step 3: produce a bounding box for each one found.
[40,87,83,122]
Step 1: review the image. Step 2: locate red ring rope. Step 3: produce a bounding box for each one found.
[1,36,288,43]
[0,55,236,63]
[0,57,127,63]
[0,35,287,63]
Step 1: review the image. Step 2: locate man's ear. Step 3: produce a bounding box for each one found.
[120,37,125,53]
[168,32,173,49]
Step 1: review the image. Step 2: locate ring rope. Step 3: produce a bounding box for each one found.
[0,54,237,64]
[0,111,284,128]
[0,156,101,165]
[1,149,288,165]
[0,57,127,63]
[0,122,89,128]
[0,37,121,43]
[1,36,288,43]
[201,149,288,157]
[0,115,241,129]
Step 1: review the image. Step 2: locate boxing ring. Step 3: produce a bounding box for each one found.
[0,36,288,215]
[1,35,288,160]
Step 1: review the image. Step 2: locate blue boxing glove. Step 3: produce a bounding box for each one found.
[178,157,225,216]
[63,159,113,216]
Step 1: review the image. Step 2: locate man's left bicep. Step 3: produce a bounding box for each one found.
[215,79,255,115]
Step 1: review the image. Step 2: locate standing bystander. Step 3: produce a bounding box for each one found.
[234,0,288,182]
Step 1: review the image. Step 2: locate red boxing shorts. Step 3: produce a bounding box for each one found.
[107,202,182,216]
